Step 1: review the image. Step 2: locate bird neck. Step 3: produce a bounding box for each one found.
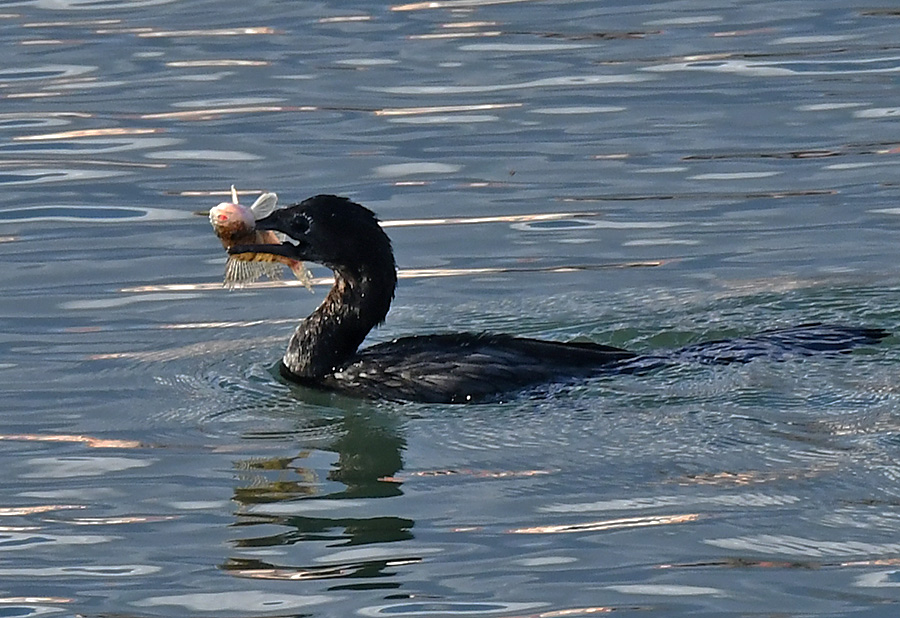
[283,261,396,379]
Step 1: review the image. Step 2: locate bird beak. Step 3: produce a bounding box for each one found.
[228,241,304,261]
[252,210,289,235]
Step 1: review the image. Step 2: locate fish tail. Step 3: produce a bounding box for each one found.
[223,257,284,289]
[289,260,315,291]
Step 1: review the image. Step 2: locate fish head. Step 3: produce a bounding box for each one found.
[209,201,256,245]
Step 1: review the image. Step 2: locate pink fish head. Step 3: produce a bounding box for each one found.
[209,201,256,246]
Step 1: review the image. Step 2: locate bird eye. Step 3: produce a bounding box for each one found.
[294,214,311,234]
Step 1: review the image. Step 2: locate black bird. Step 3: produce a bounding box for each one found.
[229,195,888,403]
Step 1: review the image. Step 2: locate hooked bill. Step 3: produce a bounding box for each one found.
[209,186,312,290]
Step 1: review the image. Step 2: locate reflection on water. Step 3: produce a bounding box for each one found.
[227,411,412,588]
[2,0,900,616]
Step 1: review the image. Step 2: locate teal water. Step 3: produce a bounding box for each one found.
[2,1,900,616]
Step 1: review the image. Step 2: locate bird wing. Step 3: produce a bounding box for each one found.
[327,333,634,403]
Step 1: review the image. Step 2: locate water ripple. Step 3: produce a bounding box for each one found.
[34,0,176,7]
[0,532,114,550]
[144,149,262,161]
[0,64,94,81]
[0,565,159,577]
[646,56,900,76]
[0,167,122,185]
[540,492,800,514]
[0,205,189,223]
[372,74,652,94]
[133,591,334,612]
[359,601,545,616]
[21,456,154,478]
[375,162,463,176]
[706,534,900,558]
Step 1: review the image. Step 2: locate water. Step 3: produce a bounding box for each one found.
[2,0,900,615]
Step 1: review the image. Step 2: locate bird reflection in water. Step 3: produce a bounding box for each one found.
[223,410,418,587]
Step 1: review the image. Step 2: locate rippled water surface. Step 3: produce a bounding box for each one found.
[2,0,900,616]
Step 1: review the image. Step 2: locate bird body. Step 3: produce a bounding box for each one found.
[227,195,887,403]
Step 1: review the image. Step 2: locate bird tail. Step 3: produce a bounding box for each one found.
[668,323,889,365]
[617,323,889,373]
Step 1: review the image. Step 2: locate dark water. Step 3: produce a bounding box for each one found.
[2,0,900,616]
